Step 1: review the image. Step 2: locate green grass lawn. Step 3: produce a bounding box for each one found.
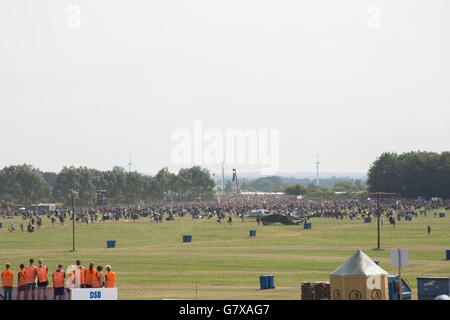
[1,209,449,300]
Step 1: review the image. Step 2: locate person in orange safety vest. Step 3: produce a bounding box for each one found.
[24,258,37,300]
[36,259,49,300]
[85,262,96,288]
[92,265,104,288]
[105,265,116,288]
[1,263,13,300]
[52,264,65,300]
[17,264,27,300]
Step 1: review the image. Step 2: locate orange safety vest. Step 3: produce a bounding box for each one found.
[36,266,48,283]
[18,270,27,287]
[25,265,37,283]
[91,271,103,288]
[1,270,13,287]
[105,271,115,288]
[52,270,65,288]
[85,269,95,286]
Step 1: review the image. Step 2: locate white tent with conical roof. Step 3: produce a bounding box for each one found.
[330,250,389,300]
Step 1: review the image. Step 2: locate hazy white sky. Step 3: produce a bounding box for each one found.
[0,0,449,175]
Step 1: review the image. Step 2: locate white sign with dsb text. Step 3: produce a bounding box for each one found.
[70,288,118,300]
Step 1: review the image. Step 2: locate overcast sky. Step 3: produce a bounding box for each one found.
[0,0,449,176]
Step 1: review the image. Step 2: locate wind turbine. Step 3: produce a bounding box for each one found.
[315,156,323,186]
[221,157,225,195]
[127,153,140,172]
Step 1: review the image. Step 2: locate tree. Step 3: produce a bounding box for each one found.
[42,172,57,188]
[245,176,286,192]
[112,166,126,173]
[368,151,450,198]
[240,182,249,192]
[224,181,233,194]
[332,181,354,193]
[154,168,176,200]
[319,184,332,194]
[176,166,215,200]
[0,164,52,205]
[53,166,83,206]
[282,184,307,196]
[2,164,221,206]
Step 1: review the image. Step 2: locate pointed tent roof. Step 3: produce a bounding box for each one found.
[330,250,388,276]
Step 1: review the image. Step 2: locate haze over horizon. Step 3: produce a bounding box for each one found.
[1,1,449,175]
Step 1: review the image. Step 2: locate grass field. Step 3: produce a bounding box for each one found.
[1,209,449,300]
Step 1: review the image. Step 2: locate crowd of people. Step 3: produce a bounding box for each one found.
[1,195,448,231]
[0,195,447,301]
[0,258,116,300]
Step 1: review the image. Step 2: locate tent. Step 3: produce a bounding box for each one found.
[330,250,388,300]
[260,213,303,225]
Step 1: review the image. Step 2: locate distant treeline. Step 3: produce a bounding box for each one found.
[367,151,450,199]
[219,175,367,197]
[0,164,216,208]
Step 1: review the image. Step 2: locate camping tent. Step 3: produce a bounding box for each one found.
[330,250,388,300]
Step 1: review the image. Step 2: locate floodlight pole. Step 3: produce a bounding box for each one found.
[398,248,403,300]
[222,159,225,196]
[72,194,75,252]
[71,190,78,252]
[377,192,380,250]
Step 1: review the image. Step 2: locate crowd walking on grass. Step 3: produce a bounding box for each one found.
[1,196,447,233]
[1,258,116,300]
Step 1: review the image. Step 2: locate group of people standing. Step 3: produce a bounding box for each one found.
[1,258,116,300]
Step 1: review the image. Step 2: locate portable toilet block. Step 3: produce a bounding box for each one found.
[388,275,412,300]
[330,250,388,300]
[417,277,450,300]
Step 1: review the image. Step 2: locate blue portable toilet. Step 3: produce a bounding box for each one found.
[388,275,411,300]
[259,275,274,289]
[259,275,268,290]
[249,230,256,237]
[107,240,116,248]
[446,250,450,261]
[267,275,275,289]
[417,277,450,300]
